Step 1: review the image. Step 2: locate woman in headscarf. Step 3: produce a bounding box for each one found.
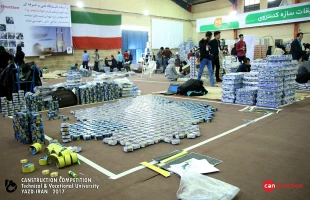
[0,46,11,71]
[165,58,183,81]
[14,46,25,67]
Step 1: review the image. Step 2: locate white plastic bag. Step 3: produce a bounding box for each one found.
[176,167,240,200]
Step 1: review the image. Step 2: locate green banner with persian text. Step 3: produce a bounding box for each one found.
[246,5,310,25]
[196,2,310,32]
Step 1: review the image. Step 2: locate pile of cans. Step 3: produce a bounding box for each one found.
[64,96,218,152]
[256,55,298,108]
[61,123,71,143]
[13,110,45,144]
[25,96,59,112]
[222,73,244,103]
[1,90,25,117]
[235,88,258,106]
[74,82,120,105]
[243,72,258,88]
[67,70,83,87]
[295,82,310,91]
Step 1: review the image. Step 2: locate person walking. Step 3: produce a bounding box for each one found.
[93,49,100,72]
[236,34,246,63]
[162,47,172,73]
[82,50,90,70]
[289,33,310,62]
[198,31,216,87]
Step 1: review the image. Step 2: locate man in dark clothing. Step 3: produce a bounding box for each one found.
[0,46,11,71]
[94,49,100,72]
[209,31,222,82]
[14,46,25,67]
[110,55,117,71]
[198,31,216,86]
[162,47,172,73]
[237,57,251,72]
[296,61,310,83]
[290,33,309,61]
[187,50,194,60]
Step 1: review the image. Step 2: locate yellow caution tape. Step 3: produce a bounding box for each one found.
[20,159,28,164]
[70,153,78,164]
[29,143,42,155]
[39,157,48,166]
[141,162,170,177]
[42,170,50,175]
[64,154,72,166]
[56,156,66,169]
[50,172,58,177]
[158,151,188,166]
[22,163,35,173]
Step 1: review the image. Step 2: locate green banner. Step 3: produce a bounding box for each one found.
[246,5,310,24]
[200,21,239,32]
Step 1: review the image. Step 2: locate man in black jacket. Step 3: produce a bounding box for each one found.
[209,31,222,82]
[198,31,215,86]
[289,33,309,61]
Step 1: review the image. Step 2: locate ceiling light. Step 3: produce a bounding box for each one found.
[77,2,83,8]
[143,10,149,16]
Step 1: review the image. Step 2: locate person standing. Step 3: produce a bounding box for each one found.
[14,46,25,67]
[123,50,129,62]
[162,47,172,73]
[117,51,124,71]
[128,51,133,64]
[93,49,100,72]
[236,34,246,63]
[156,47,164,69]
[290,33,310,61]
[198,31,216,87]
[0,46,11,72]
[209,31,222,82]
[82,50,90,70]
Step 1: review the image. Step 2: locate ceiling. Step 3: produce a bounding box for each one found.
[186,0,215,5]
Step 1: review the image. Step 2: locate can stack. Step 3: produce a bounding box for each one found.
[13,110,30,144]
[222,73,243,103]
[29,112,45,144]
[61,123,71,143]
[67,70,82,87]
[282,60,298,105]
[295,82,310,91]
[243,72,258,88]
[235,88,258,105]
[256,55,297,108]
[66,96,218,152]
[189,57,196,79]
[1,97,9,117]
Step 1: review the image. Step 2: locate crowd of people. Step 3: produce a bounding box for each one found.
[79,49,133,72]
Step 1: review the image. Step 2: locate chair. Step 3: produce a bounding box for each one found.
[141,61,156,78]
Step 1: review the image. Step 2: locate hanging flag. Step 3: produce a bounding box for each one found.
[71,11,122,49]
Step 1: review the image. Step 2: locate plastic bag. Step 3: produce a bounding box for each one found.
[176,167,240,200]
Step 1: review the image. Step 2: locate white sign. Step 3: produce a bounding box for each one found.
[0,0,72,56]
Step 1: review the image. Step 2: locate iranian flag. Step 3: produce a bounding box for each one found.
[71,11,122,49]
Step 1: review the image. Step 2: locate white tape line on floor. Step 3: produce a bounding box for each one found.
[44,135,116,177]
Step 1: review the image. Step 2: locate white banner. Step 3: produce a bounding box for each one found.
[0,0,72,56]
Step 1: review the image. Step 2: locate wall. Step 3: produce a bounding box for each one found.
[25,0,193,70]
[192,0,310,46]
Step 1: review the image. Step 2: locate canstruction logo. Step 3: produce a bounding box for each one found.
[214,17,222,28]
[262,180,303,192]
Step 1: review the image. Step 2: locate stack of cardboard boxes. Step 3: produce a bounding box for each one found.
[254,45,267,60]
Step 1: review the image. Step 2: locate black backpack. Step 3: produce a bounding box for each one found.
[52,87,77,108]
[177,79,208,96]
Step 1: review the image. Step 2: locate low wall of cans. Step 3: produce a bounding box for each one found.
[1,90,26,117]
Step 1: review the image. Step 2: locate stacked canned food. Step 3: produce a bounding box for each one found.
[65,96,217,152]
[243,72,258,88]
[222,73,244,103]
[13,110,45,144]
[67,70,83,87]
[295,82,310,91]
[1,97,8,117]
[256,55,297,108]
[75,82,120,105]
[235,88,258,105]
